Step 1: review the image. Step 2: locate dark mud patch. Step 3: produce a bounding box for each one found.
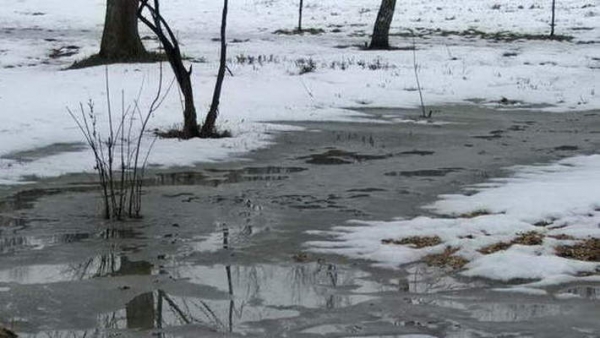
[298,149,391,165]
[398,150,435,156]
[554,145,579,151]
[472,130,505,140]
[385,168,463,177]
[49,45,80,59]
[347,187,387,193]
[390,28,573,42]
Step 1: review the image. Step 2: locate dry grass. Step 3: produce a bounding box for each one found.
[381,235,442,248]
[459,209,491,218]
[479,231,544,254]
[479,241,512,254]
[423,247,469,270]
[548,234,576,240]
[556,238,600,262]
[513,231,544,245]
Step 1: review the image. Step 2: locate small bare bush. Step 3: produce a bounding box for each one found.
[68,67,171,220]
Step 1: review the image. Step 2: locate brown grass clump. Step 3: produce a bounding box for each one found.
[555,238,600,262]
[479,231,544,254]
[423,247,469,270]
[381,236,442,248]
[459,209,491,218]
[479,241,512,254]
[548,234,576,240]
[513,231,544,245]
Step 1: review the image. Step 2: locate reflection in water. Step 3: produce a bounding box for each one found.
[0,227,145,284]
[403,264,487,294]
[470,303,563,322]
[557,285,600,300]
[17,262,375,334]
[0,215,26,227]
[0,233,90,254]
[174,262,374,311]
[153,166,307,187]
[0,227,140,255]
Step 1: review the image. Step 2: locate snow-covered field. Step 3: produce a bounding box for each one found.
[1,0,599,288]
[0,0,598,183]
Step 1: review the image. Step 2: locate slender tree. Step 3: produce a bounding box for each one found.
[99,0,148,60]
[550,0,556,37]
[200,0,229,137]
[369,0,397,50]
[138,0,200,139]
[298,0,304,32]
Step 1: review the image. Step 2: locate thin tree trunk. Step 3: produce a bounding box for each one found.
[298,0,304,32]
[138,0,200,139]
[200,0,228,138]
[100,0,147,60]
[550,0,556,37]
[369,0,397,50]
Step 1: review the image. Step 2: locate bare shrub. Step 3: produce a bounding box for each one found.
[68,66,171,219]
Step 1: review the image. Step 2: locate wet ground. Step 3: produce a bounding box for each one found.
[1,105,600,337]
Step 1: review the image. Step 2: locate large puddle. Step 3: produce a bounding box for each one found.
[2,106,600,337]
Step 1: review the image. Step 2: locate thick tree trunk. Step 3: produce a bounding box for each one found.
[181,75,200,139]
[100,0,147,60]
[369,0,397,50]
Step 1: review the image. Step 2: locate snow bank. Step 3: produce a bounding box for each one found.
[308,155,600,288]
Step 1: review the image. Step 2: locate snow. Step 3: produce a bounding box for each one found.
[308,155,600,289]
[0,0,599,183]
[0,0,599,289]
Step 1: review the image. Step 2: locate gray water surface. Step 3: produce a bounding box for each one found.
[1,106,600,337]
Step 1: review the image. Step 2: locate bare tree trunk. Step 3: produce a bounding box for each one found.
[298,0,304,32]
[550,0,556,37]
[369,0,397,50]
[138,0,200,139]
[200,0,228,138]
[100,0,147,60]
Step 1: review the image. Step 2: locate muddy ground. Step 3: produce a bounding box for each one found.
[1,105,600,337]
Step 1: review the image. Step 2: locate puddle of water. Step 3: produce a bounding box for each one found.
[0,227,141,255]
[0,233,87,254]
[299,149,391,165]
[469,302,565,322]
[170,263,377,310]
[398,150,435,156]
[109,290,300,332]
[556,285,600,300]
[0,254,136,284]
[385,168,462,177]
[0,215,26,227]
[400,264,488,294]
[152,166,307,187]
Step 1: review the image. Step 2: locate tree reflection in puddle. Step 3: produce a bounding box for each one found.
[556,285,600,300]
[0,228,145,284]
[401,263,488,294]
